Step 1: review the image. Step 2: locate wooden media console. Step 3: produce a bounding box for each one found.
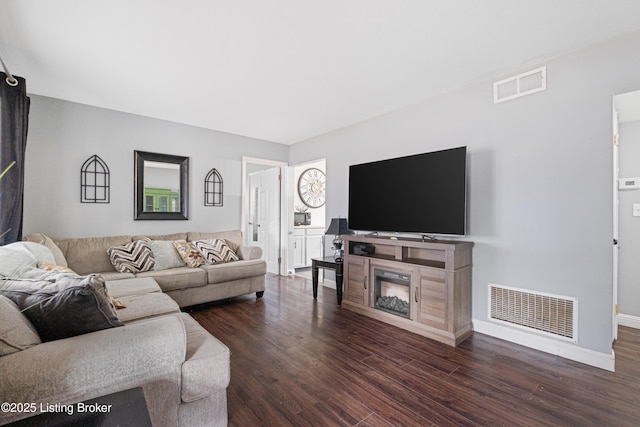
[342,235,473,346]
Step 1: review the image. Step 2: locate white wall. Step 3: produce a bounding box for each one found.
[289,31,640,356]
[24,95,289,238]
[618,120,640,318]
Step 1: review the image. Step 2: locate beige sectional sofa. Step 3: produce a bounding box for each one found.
[24,229,267,307]
[1,230,267,426]
[0,242,233,426]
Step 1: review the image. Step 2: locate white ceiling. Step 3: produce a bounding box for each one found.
[2,1,640,145]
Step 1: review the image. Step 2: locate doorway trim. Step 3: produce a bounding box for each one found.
[612,99,619,341]
[612,89,640,333]
[241,157,288,275]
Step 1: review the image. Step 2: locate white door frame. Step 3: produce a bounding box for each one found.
[612,100,620,341]
[241,157,289,275]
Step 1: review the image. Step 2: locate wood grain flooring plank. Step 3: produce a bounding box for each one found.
[355,412,407,427]
[531,382,640,426]
[364,353,551,427]
[287,339,455,426]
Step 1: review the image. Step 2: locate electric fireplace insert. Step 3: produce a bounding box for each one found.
[373,268,411,319]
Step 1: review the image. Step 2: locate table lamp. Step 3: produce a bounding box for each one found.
[325,218,353,261]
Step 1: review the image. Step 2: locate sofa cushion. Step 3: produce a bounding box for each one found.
[99,271,136,281]
[107,240,156,273]
[54,235,133,275]
[173,241,205,267]
[132,232,187,242]
[1,274,124,342]
[192,239,239,264]
[105,277,162,298]
[0,241,56,277]
[187,230,242,252]
[148,240,186,271]
[177,313,230,401]
[0,295,41,356]
[23,232,68,267]
[135,267,207,292]
[115,292,181,323]
[201,259,267,284]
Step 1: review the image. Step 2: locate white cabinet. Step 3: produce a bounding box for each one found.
[293,227,325,268]
[292,235,306,267]
[306,233,323,264]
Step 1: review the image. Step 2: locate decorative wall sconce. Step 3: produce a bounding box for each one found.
[80,154,110,203]
[204,168,223,206]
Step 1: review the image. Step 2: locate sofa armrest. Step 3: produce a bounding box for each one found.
[0,316,186,415]
[237,244,263,260]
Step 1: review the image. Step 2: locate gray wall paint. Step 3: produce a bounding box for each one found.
[24,96,288,238]
[290,32,640,354]
[618,120,640,317]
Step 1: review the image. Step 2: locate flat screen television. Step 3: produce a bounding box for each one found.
[348,146,467,236]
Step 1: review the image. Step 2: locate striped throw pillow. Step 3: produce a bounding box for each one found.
[107,240,155,273]
[193,239,239,264]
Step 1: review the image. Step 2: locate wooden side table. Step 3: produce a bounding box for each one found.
[311,256,344,305]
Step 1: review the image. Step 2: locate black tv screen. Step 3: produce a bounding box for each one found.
[348,146,467,236]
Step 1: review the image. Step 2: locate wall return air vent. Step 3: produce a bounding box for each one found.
[489,283,577,342]
[493,66,546,103]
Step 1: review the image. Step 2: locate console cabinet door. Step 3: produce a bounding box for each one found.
[344,257,369,306]
[415,267,449,331]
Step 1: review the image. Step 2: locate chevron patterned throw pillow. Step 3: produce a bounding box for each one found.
[193,239,239,264]
[107,240,155,273]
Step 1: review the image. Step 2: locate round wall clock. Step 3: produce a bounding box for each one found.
[298,168,326,208]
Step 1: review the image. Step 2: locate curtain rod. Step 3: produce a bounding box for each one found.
[0,51,18,87]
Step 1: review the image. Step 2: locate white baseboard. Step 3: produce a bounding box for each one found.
[618,313,640,329]
[472,318,615,372]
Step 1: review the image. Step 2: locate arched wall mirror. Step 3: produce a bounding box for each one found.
[134,150,189,220]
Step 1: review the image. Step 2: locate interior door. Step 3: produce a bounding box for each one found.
[247,167,281,274]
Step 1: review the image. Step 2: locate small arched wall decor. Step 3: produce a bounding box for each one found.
[204,168,223,206]
[80,154,110,203]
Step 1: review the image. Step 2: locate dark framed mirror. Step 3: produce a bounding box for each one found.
[134,150,189,220]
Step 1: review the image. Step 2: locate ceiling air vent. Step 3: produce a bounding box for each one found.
[493,66,546,104]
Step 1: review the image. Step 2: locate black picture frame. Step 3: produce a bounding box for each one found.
[134,150,189,220]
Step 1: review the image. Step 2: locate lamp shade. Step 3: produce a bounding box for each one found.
[326,218,353,235]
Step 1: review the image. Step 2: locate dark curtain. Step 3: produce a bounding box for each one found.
[0,72,30,246]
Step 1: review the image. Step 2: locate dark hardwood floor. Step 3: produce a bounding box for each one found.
[187,274,640,427]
